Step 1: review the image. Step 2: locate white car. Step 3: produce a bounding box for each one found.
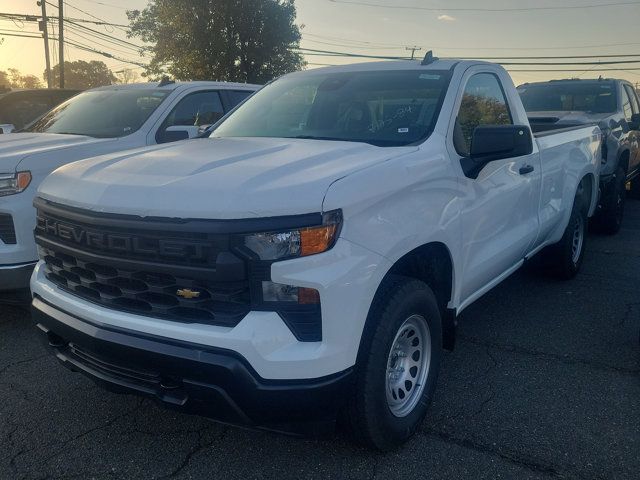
[30,58,600,449]
[0,80,259,296]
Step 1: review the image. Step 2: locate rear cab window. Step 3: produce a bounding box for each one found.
[518,81,617,113]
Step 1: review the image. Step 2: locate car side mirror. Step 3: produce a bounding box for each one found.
[630,113,640,131]
[158,125,200,144]
[0,124,15,134]
[461,125,533,178]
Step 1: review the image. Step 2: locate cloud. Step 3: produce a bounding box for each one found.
[437,14,456,21]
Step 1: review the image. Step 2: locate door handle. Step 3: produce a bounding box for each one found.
[519,164,534,175]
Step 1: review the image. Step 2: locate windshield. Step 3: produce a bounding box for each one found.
[213,70,451,147]
[518,82,617,113]
[25,89,170,138]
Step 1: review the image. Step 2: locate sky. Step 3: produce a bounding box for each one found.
[1,0,640,87]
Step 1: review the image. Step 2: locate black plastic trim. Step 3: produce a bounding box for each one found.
[32,296,353,433]
[34,197,323,234]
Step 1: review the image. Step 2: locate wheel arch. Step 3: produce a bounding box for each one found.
[360,242,457,355]
[581,172,597,217]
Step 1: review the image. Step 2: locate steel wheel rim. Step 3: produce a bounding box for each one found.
[571,214,584,264]
[385,314,431,418]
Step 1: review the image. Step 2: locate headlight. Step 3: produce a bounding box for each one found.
[243,210,342,261]
[0,171,32,197]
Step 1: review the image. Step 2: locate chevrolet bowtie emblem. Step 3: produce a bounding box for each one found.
[176,288,201,299]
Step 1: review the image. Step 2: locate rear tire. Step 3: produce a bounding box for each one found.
[345,275,442,451]
[593,166,626,235]
[539,192,588,280]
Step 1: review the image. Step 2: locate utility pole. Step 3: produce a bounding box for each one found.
[405,46,422,60]
[58,0,64,88]
[38,1,52,88]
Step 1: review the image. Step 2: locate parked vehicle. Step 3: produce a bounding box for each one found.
[518,78,640,234]
[0,80,259,297]
[0,89,82,132]
[30,58,600,450]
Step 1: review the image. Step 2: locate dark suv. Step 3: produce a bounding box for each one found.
[518,79,640,234]
[0,89,81,131]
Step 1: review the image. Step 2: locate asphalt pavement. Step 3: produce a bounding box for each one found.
[1,201,639,480]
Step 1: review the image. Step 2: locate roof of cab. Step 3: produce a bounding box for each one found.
[89,81,261,92]
[282,58,501,77]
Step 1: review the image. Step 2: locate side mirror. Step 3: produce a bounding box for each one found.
[630,113,640,131]
[0,124,15,134]
[158,125,200,144]
[461,125,533,178]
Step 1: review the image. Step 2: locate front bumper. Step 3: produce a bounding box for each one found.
[32,296,354,434]
[0,261,36,291]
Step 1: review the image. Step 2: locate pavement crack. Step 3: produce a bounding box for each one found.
[459,334,640,376]
[0,354,50,376]
[158,425,225,479]
[616,301,640,328]
[9,398,148,473]
[421,428,563,477]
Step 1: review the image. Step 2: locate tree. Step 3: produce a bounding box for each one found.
[0,70,10,91]
[46,61,117,89]
[115,68,140,84]
[127,0,305,84]
[6,68,43,89]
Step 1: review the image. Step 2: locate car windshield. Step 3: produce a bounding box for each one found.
[25,89,170,138]
[212,69,451,147]
[518,82,617,113]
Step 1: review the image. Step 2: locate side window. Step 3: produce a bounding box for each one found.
[227,90,253,109]
[454,73,513,156]
[624,85,639,115]
[163,91,224,129]
[621,87,633,121]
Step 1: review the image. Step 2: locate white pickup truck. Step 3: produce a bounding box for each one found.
[0,81,259,297]
[30,57,600,450]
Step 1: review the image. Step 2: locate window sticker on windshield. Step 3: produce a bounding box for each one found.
[398,127,409,133]
[419,74,440,80]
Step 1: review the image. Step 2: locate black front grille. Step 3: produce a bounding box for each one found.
[34,198,323,342]
[40,245,250,326]
[0,213,16,244]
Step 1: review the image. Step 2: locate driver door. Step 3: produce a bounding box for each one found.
[450,70,541,303]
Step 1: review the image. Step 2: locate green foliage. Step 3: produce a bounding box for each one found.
[47,61,117,89]
[0,70,10,90]
[0,68,43,89]
[127,0,305,84]
[458,94,511,153]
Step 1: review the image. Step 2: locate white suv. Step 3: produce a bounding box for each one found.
[0,80,259,297]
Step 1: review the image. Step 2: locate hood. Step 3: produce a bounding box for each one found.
[0,133,114,172]
[527,110,611,127]
[38,137,416,219]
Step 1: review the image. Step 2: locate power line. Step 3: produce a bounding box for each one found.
[303,31,640,51]
[0,30,146,68]
[508,67,640,71]
[0,11,128,27]
[73,0,127,9]
[326,0,640,12]
[61,20,143,51]
[297,47,640,65]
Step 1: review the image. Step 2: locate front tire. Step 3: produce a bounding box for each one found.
[345,276,442,451]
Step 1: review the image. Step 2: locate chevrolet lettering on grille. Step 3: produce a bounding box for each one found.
[36,214,207,261]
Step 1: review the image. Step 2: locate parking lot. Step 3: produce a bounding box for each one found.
[0,200,638,480]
